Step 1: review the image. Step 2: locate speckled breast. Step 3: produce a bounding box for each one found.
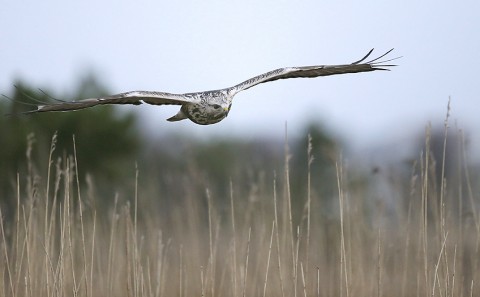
[182,103,228,125]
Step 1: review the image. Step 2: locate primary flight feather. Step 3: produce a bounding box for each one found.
[6,49,398,125]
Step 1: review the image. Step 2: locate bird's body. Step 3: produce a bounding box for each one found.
[5,49,398,125]
[168,90,233,125]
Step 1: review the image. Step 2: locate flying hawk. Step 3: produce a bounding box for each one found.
[6,49,398,125]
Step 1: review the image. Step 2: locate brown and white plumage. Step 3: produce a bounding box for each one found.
[5,49,398,125]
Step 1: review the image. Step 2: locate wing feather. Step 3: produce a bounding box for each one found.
[231,48,398,94]
[3,48,398,116]
[18,90,193,113]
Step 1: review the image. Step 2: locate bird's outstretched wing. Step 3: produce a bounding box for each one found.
[6,90,194,114]
[231,48,398,94]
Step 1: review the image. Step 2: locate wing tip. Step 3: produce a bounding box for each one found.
[368,49,401,64]
[365,48,401,71]
[352,48,375,65]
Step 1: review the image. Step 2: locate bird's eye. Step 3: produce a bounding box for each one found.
[213,104,221,109]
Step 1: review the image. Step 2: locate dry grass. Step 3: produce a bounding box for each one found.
[1,111,480,297]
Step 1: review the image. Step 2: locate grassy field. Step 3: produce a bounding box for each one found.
[1,122,479,297]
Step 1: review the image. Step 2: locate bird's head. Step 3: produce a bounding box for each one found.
[205,101,232,123]
[208,90,233,120]
[211,102,232,116]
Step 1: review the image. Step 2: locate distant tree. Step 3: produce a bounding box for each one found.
[0,77,142,214]
[290,122,341,217]
[411,126,474,219]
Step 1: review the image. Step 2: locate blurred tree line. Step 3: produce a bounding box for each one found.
[0,76,341,220]
[0,77,140,216]
[1,77,140,182]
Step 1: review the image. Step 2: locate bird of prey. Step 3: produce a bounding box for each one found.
[6,49,398,125]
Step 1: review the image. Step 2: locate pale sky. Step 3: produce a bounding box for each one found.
[1,1,479,158]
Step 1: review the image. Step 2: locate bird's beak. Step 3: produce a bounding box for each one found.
[224,106,231,117]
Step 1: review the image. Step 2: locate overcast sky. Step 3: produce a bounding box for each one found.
[1,1,479,159]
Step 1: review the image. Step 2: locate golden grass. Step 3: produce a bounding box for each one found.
[1,107,480,297]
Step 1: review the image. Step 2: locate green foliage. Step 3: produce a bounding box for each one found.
[0,79,142,202]
[290,123,340,214]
